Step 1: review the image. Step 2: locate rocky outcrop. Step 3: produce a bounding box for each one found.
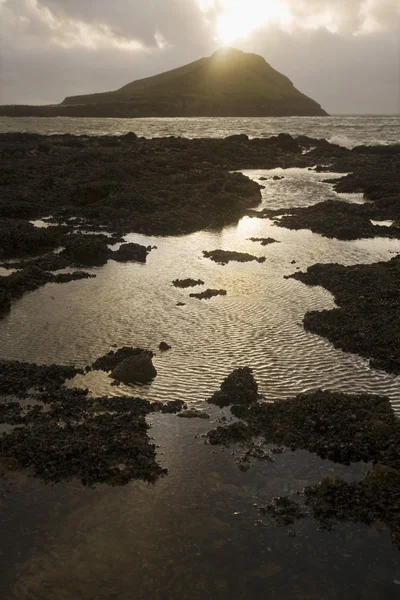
[111,352,157,384]
[290,256,400,375]
[208,367,259,408]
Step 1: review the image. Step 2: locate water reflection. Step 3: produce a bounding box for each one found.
[0,168,399,409]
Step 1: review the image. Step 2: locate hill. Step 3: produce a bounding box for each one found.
[0,48,328,118]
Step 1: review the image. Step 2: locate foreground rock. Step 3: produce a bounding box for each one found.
[189,289,227,300]
[208,367,259,408]
[290,256,400,374]
[203,250,266,265]
[111,352,157,384]
[207,376,400,549]
[0,358,183,486]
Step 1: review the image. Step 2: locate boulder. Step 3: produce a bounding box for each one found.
[158,342,171,351]
[111,352,157,384]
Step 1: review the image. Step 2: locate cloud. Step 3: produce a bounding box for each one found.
[198,0,400,36]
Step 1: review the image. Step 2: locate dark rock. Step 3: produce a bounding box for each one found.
[172,278,205,288]
[203,250,266,265]
[111,242,151,263]
[61,235,110,267]
[189,289,227,300]
[111,352,157,384]
[291,256,400,374]
[248,237,279,246]
[158,342,171,351]
[92,347,151,372]
[208,367,258,408]
[273,200,400,241]
[0,219,60,259]
[176,302,186,306]
[0,289,11,315]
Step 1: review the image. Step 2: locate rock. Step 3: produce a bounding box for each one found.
[189,289,227,300]
[111,352,157,384]
[203,250,266,265]
[0,289,11,314]
[172,278,205,288]
[248,237,279,246]
[158,342,171,351]
[291,256,400,375]
[111,242,150,263]
[92,347,150,372]
[273,175,284,181]
[62,236,110,267]
[208,367,259,408]
[178,409,210,419]
[176,302,186,306]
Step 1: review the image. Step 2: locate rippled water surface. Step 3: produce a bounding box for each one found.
[1,115,400,147]
[1,168,399,410]
[1,153,400,598]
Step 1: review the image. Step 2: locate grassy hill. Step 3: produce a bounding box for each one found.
[0,48,328,117]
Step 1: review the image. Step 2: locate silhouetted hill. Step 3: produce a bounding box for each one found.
[0,48,328,117]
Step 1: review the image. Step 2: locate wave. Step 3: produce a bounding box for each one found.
[328,134,388,149]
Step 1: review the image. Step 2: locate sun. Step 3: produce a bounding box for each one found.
[213,0,292,45]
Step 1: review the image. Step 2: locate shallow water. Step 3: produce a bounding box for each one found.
[1,166,400,599]
[1,168,399,410]
[1,115,400,147]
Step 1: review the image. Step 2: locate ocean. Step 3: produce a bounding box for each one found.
[1,114,399,147]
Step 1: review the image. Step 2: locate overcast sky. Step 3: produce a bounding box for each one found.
[1,0,399,113]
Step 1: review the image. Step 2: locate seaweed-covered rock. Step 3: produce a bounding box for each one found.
[248,237,279,246]
[208,367,258,408]
[92,347,150,372]
[189,289,227,300]
[0,219,60,258]
[61,235,110,267]
[111,242,151,263]
[172,278,205,288]
[203,250,266,265]
[111,352,157,384]
[291,255,400,375]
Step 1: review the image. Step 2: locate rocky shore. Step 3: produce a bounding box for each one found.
[290,256,400,375]
[0,350,184,486]
[206,370,400,548]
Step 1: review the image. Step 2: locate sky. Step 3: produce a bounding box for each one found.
[1,0,399,114]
